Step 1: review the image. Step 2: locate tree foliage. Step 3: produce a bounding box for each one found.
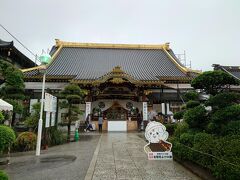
[205,92,240,110]
[191,71,240,95]
[186,100,200,109]
[173,110,185,120]
[59,84,85,141]
[211,104,240,124]
[183,91,199,102]
[183,105,207,130]
[0,59,25,116]
[24,102,41,131]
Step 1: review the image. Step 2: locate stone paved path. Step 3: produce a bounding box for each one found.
[1,134,100,180]
[1,133,200,180]
[89,133,200,180]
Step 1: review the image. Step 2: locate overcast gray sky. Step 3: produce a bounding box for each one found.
[1,0,239,71]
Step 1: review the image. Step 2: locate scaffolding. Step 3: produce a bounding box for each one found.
[175,51,191,68]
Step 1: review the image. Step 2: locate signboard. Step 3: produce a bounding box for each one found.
[45,112,50,128]
[44,93,57,127]
[51,113,55,126]
[144,121,173,160]
[44,93,51,112]
[143,102,148,121]
[44,93,57,112]
[51,96,57,112]
[148,152,173,160]
[85,102,91,118]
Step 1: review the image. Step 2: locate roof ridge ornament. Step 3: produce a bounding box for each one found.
[54,39,170,50]
[112,66,124,73]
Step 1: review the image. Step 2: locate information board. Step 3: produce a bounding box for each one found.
[51,113,55,126]
[148,152,173,160]
[45,112,50,128]
[44,93,57,127]
[143,102,148,120]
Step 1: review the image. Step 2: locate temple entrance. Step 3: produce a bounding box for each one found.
[103,101,128,120]
[91,100,140,131]
[104,101,129,131]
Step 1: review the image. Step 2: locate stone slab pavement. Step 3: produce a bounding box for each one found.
[86,133,201,180]
[1,134,100,180]
[1,133,201,180]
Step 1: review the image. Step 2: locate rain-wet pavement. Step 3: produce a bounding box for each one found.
[1,133,200,180]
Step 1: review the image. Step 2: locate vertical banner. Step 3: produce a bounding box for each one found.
[44,93,51,112]
[45,112,50,128]
[85,102,91,119]
[51,96,57,112]
[51,113,55,126]
[166,103,170,114]
[161,103,165,115]
[143,102,148,120]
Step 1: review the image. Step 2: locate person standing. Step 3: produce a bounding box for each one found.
[98,115,103,132]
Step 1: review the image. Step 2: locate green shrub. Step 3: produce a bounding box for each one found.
[0,170,8,180]
[192,133,215,168]
[183,91,199,101]
[179,133,194,147]
[173,110,185,120]
[49,127,66,146]
[212,135,240,180]
[211,104,240,124]
[15,132,37,151]
[186,100,200,109]
[183,105,207,130]
[0,125,16,153]
[172,140,193,160]
[165,123,177,136]
[206,92,240,110]
[173,121,189,138]
[24,102,40,130]
[222,121,240,136]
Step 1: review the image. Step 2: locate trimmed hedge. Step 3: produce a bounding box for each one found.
[0,170,8,180]
[172,133,240,180]
[186,100,200,109]
[205,92,240,109]
[173,110,185,120]
[221,120,240,136]
[0,125,16,153]
[183,91,199,101]
[173,121,189,138]
[183,105,207,130]
[211,104,240,124]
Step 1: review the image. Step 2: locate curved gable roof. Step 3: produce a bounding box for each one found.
[23,40,198,81]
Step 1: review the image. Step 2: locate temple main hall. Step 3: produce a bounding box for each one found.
[23,39,198,131]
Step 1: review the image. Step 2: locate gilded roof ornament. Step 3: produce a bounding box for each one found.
[112,66,124,73]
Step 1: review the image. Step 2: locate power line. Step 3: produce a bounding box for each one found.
[0,23,40,62]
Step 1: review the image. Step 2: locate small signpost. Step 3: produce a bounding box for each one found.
[44,93,57,127]
[144,121,173,160]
